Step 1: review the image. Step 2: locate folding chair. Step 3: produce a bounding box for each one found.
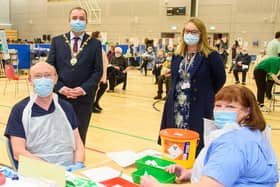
[269,84,280,112]
[3,64,30,96]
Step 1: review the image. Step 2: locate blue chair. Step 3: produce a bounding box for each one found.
[0,137,18,170]
[7,138,18,170]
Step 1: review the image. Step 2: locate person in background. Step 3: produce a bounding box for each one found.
[158,18,226,155]
[107,47,129,92]
[266,31,280,57]
[233,47,251,85]
[107,44,115,62]
[4,62,85,171]
[218,46,229,68]
[228,40,240,73]
[141,85,278,187]
[254,49,267,67]
[140,46,155,76]
[154,52,172,100]
[153,49,166,84]
[47,7,103,144]
[254,56,280,112]
[91,31,108,113]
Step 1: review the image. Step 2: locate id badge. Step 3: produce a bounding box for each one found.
[181,81,190,90]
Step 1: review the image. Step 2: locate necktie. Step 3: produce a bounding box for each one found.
[73,37,79,53]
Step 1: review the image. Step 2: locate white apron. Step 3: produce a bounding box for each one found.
[22,93,75,166]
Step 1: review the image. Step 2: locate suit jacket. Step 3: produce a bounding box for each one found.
[47,32,103,104]
[159,51,226,153]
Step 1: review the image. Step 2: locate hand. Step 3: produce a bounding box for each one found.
[66,162,85,172]
[70,87,85,98]
[237,61,242,66]
[113,66,120,70]
[140,175,161,187]
[60,87,75,98]
[166,164,191,181]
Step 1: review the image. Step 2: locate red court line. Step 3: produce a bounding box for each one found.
[85,146,106,154]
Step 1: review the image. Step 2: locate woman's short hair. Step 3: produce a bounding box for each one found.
[91,31,100,38]
[215,85,266,131]
[115,47,122,54]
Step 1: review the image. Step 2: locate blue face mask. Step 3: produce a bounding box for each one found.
[34,78,53,97]
[214,111,238,129]
[70,20,86,32]
[183,33,200,46]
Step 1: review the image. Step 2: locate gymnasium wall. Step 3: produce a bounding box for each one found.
[7,0,280,53]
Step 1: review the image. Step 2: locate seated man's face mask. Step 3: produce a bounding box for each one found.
[33,78,54,97]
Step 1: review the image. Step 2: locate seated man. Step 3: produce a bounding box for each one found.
[140,46,155,76]
[233,47,251,85]
[154,53,172,100]
[4,62,85,171]
[107,47,129,92]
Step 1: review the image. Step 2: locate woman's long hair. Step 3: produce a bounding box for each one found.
[175,17,215,58]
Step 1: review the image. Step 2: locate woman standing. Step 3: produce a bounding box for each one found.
[91,31,108,113]
[158,18,226,155]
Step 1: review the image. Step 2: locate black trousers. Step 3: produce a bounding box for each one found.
[254,69,267,105]
[63,98,94,145]
[107,67,126,90]
[140,60,149,76]
[233,67,247,82]
[157,75,170,95]
[94,82,108,107]
[153,66,161,83]
[266,80,274,100]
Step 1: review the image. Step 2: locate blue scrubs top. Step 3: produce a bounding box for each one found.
[203,127,278,187]
[5,97,79,139]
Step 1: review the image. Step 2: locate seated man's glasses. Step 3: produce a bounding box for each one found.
[33,73,53,79]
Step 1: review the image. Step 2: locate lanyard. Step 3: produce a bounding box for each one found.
[181,53,196,80]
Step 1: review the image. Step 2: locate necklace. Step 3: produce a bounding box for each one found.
[63,34,91,66]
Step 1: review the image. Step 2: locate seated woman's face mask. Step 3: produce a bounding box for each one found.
[213,111,238,129]
[213,100,248,129]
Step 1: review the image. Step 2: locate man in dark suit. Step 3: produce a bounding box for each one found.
[47,7,102,144]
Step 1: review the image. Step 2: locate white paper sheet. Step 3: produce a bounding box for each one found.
[82,166,128,183]
[106,151,136,167]
[106,149,162,168]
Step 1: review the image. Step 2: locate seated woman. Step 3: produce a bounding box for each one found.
[141,85,279,187]
[107,47,129,92]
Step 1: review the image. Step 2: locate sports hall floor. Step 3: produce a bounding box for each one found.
[0,67,279,185]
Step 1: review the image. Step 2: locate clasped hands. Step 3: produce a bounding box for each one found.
[61,86,85,99]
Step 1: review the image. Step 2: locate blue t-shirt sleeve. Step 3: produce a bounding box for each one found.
[4,101,27,139]
[58,99,79,130]
[203,139,244,186]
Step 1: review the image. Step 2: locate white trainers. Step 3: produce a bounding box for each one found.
[260,106,271,112]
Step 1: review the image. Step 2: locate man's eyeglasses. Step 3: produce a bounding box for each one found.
[184,30,200,35]
[33,73,54,79]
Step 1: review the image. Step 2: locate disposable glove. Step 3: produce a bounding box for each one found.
[66,162,85,172]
